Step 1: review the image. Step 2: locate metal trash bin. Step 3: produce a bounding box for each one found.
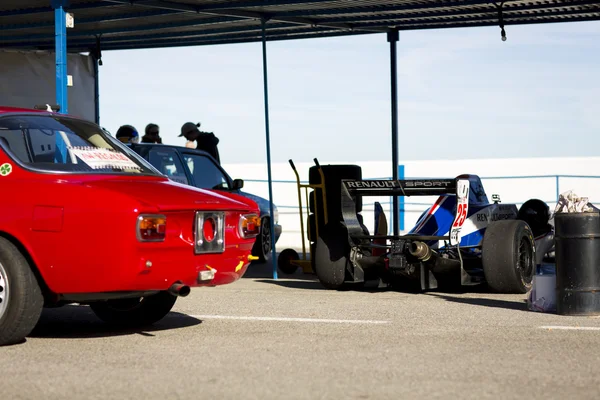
[555,211,600,316]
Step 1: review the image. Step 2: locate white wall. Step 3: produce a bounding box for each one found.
[221,156,600,250]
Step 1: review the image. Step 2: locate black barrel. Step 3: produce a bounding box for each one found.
[555,211,600,316]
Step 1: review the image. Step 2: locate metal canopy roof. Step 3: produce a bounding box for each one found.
[1,0,599,53]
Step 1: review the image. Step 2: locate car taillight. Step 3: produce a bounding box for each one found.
[195,211,225,254]
[239,214,260,239]
[137,214,166,242]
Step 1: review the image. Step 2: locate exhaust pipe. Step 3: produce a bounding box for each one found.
[409,241,432,261]
[408,241,461,273]
[168,282,191,297]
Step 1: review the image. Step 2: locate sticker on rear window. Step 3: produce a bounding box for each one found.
[69,146,141,170]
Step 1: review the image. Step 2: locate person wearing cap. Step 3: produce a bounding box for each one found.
[142,123,162,144]
[179,122,220,163]
[115,125,140,144]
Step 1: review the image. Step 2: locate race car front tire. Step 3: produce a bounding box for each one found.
[482,220,535,294]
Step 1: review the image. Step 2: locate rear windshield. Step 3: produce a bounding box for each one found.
[0,114,157,174]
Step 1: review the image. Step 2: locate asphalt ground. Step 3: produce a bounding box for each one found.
[1,257,600,400]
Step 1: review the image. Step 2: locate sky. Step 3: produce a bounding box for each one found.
[98,21,600,166]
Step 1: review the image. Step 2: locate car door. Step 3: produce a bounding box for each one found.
[146,147,191,185]
[180,152,232,191]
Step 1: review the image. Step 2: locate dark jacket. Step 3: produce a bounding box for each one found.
[195,131,220,163]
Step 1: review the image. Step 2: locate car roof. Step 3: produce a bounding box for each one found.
[131,142,214,157]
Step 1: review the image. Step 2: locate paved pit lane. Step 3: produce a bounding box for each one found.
[1,260,600,400]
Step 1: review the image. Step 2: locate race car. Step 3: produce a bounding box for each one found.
[314,173,555,293]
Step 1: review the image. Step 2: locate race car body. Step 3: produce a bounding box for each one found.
[314,173,554,293]
[407,175,555,264]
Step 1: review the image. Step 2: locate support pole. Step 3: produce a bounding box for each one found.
[93,56,99,124]
[52,0,69,114]
[388,29,400,236]
[261,18,278,280]
[92,36,102,125]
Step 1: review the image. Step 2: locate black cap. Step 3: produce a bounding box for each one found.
[179,122,200,137]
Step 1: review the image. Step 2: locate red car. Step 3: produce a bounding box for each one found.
[0,106,260,346]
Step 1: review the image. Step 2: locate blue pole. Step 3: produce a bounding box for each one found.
[53,0,68,114]
[555,175,559,204]
[398,164,405,231]
[261,18,278,280]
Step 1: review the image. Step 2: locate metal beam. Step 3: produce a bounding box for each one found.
[303,8,600,31]
[289,8,600,31]
[0,9,185,31]
[0,1,109,17]
[102,0,200,13]
[179,0,334,11]
[63,29,375,51]
[3,9,599,51]
[315,0,600,25]
[3,3,596,43]
[275,0,500,17]
[1,15,243,41]
[101,0,386,33]
[386,14,600,32]
[62,21,359,46]
[274,0,598,17]
[260,18,278,280]
[53,0,69,114]
[60,21,286,45]
[105,0,334,12]
[387,28,399,237]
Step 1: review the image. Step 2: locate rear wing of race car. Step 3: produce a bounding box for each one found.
[341,177,470,245]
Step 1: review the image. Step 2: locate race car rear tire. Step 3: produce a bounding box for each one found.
[0,238,44,346]
[90,291,177,327]
[482,220,535,294]
[314,222,351,290]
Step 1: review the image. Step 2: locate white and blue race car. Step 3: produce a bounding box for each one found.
[314,174,554,293]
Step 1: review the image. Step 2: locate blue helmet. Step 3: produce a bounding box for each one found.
[116,125,140,144]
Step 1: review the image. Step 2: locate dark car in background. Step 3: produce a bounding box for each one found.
[129,143,282,262]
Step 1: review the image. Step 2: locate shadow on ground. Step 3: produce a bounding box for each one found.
[29,305,202,340]
[245,252,315,280]
[427,293,529,311]
[246,252,528,308]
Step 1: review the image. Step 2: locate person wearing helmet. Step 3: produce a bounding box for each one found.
[179,121,220,163]
[115,125,140,144]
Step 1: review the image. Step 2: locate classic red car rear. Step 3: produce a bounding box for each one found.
[0,107,260,346]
